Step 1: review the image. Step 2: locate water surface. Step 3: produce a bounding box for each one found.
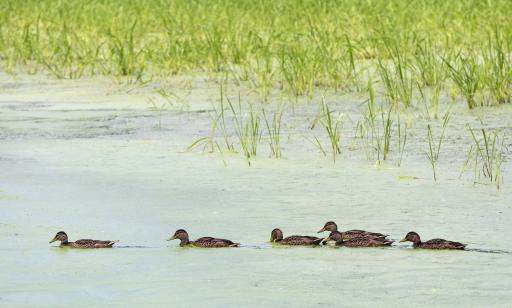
[1,74,511,307]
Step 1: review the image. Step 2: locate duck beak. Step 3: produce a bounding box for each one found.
[49,237,57,243]
[168,235,176,241]
[399,238,407,243]
[317,227,325,233]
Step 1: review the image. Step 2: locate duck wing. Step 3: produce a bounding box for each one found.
[194,237,215,243]
[344,230,388,239]
[193,237,239,247]
[74,239,117,248]
[421,238,466,250]
[341,237,393,247]
[364,231,388,238]
[280,235,323,246]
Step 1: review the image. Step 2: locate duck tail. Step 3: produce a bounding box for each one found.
[313,238,325,245]
[230,243,240,247]
[108,240,119,247]
[384,240,394,246]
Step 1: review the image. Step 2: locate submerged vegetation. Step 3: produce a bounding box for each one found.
[0,0,510,186]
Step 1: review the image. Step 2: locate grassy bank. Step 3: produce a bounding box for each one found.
[1,0,511,107]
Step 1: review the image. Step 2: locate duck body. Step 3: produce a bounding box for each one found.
[401,232,465,250]
[270,228,324,246]
[49,231,117,248]
[318,221,388,240]
[62,239,117,248]
[414,239,466,250]
[278,235,324,246]
[335,237,393,247]
[169,229,239,248]
[191,237,239,248]
[327,231,393,247]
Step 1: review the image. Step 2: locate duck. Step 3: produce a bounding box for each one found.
[317,221,388,240]
[49,231,117,248]
[168,229,239,248]
[270,228,324,246]
[400,231,466,250]
[325,231,393,247]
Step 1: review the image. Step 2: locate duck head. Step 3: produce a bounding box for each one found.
[400,231,421,244]
[270,228,283,242]
[168,229,190,246]
[49,231,68,244]
[325,231,343,242]
[318,221,338,233]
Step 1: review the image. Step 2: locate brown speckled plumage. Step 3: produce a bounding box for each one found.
[326,231,393,247]
[318,221,388,240]
[400,231,466,250]
[49,231,117,248]
[169,229,239,248]
[270,228,324,246]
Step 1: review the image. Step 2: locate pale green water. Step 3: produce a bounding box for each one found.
[1,75,511,307]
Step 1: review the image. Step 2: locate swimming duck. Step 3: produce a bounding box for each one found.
[400,231,466,250]
[325,231,393,247]
[270,228,324,246]
[168,229,239,248]
[49,231,117,248]
[317,221,388,239]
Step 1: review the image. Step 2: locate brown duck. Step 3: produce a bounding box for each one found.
[270,228,324,246]
[168,229,239,248]
[318,221,388,240]
[400,231,466,250]
[49,231,117,248]
[325,231,393,247]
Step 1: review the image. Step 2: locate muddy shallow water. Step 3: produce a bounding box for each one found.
[1,74,511,307]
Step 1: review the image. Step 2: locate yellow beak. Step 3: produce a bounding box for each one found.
[168,235,177,241]
[399,238,407,243]
[317,227,325,233]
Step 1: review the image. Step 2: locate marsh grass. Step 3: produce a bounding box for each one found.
[445,53,482,109]
[262,108,283,159]
[413,39,446,119]
[357,79,408,165]
[462,125,506,189]
[2,0,511,111]
[307,98,344,163]
[187,86,235,153]
[318,99,343,163]
[396,114,407,167]
[377,42,414,108]
[188,86,264,165]
[227,94,262,163]
[482,29,512,105]
[2,0,511,179]
[426,112,450,181]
